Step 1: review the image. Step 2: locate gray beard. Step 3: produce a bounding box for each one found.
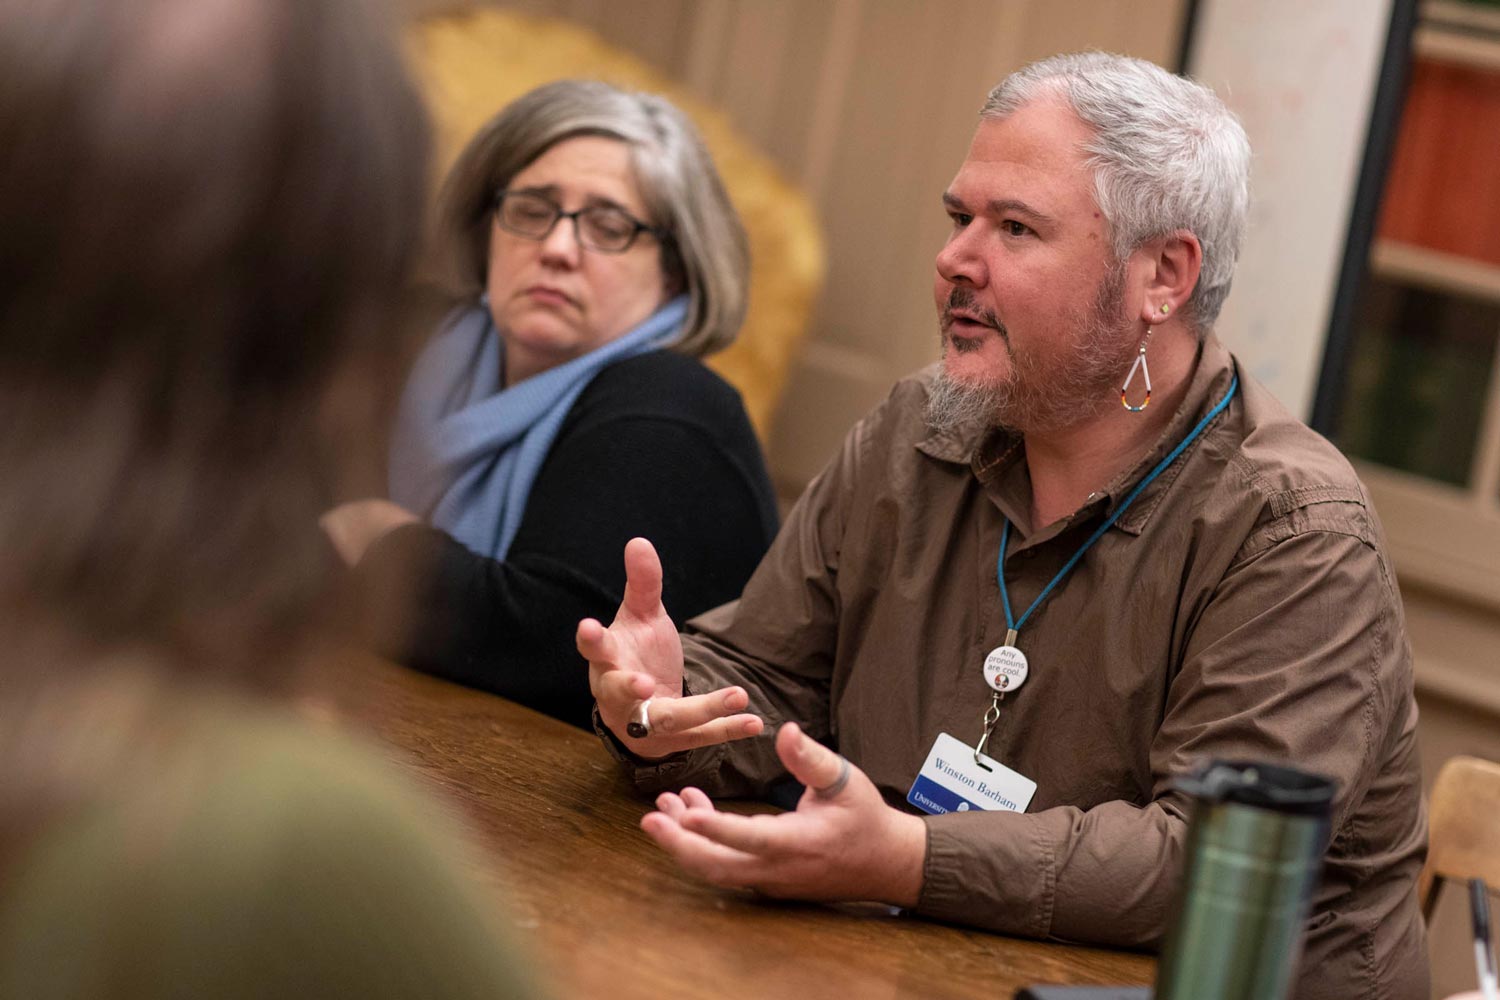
[925,264,1136,436]
[924,371,1006,434]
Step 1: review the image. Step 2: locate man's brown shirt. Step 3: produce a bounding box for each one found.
[611,336,1427,999]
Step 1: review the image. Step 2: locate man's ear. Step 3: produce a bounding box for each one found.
[1135,229,1202,324]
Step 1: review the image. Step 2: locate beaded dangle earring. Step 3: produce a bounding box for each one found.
[1121,303,1169,412]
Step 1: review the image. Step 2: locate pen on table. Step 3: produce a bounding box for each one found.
[1474,877,1498,1000]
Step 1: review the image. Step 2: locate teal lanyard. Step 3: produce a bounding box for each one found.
[997,375,1239,637]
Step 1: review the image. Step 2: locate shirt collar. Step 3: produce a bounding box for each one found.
[1099,333,1236,535]
[915,334,1238,539]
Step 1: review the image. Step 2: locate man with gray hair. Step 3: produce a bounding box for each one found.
[580,52,1426,999]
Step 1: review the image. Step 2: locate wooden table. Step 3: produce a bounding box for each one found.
[303,654,1154,1000]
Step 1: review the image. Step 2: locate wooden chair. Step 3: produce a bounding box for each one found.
[1419,754,1500,919]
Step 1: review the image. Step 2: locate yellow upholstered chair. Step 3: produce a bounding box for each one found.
[404,8,826,444]
[1418,754,1500,920]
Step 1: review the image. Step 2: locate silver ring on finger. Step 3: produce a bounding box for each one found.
[626,697,653,739]
[813,755,852,800]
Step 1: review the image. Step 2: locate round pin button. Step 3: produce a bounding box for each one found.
[982,645,1029,693]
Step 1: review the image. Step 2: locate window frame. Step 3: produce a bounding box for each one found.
[1316,0,1500,614]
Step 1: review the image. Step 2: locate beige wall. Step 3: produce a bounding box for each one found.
[1189,0,1394,421]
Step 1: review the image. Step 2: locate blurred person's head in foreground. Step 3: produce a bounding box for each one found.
[0,15,551,997]
[0,0,428,688]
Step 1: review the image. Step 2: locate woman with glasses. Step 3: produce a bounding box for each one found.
[322,80,778,728]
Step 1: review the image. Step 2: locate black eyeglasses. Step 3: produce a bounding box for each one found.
[494,190,666,254]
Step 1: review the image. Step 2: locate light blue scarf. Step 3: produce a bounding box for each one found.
[388,296,689,560]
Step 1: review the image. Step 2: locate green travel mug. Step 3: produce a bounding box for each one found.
[1153,759,1337,1000]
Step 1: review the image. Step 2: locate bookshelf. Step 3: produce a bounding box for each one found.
[1337,0,1500,609]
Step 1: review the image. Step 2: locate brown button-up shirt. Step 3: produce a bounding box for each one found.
[615,336,1427,999]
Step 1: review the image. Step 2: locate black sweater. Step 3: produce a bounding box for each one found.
[353,350,780,728]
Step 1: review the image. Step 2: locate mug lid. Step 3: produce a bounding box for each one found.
[1175,759,1337,817]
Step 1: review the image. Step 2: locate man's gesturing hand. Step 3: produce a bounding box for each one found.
[577,537,763,758]
[640,722,927,906]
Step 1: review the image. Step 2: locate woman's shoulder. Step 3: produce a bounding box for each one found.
[571,349,754,433]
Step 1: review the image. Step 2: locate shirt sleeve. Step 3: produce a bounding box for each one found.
[915,507,1406,947]
[606,403,872,798]
[352,412,776,727]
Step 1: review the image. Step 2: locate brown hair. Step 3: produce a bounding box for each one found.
[0,0,429,686]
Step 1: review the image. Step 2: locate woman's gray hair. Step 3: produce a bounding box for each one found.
[438,79,749,357]
[982,52,1250,333]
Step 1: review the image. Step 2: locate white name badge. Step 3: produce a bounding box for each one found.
[906,732,1037,815]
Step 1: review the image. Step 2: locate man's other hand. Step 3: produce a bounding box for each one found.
[641,721,927,907]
